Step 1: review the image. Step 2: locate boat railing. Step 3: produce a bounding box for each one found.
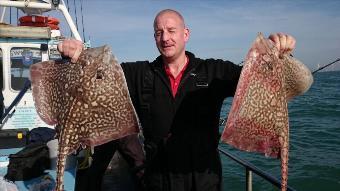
[218,147,297,191]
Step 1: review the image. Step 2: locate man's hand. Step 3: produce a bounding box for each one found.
[268,33,296,56]
[57,39,84,63]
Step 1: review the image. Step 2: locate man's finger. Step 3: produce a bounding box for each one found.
[286,35,296,54]
[279,33,287,53]
[269,34,280,51]
[63,40,70,57]
[57,42,63,53]
[71,47,82,63]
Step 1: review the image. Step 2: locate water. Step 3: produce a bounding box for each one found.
[219,71,340,191]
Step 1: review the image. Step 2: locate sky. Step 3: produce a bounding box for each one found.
[8,0,340,71]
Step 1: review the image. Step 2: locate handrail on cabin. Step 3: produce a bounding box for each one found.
[0,80,31,129]
[218,147,297,191]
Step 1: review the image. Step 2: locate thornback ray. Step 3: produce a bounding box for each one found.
[221,33,313,191]
[30,45,140,191]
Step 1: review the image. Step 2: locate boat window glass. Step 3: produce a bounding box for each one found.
[0,49,3,90]
[49,48,62,60]
[10,48,42,91]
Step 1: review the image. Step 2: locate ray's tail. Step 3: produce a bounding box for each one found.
[55,136,69,191]
[280,127,289,191]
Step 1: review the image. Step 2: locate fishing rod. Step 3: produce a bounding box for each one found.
[238,58,340,74]
[312,58,340,74]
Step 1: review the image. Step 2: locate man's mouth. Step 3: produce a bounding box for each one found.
[162,44,173,49]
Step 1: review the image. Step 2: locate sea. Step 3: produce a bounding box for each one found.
[6,72,338,191]
[219,70,340,191]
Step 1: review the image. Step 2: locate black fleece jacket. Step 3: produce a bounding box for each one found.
[121,51,242,177]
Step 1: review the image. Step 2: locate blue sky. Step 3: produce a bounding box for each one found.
[29,0,340,71]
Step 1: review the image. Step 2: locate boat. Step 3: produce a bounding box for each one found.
[0,0,88,190]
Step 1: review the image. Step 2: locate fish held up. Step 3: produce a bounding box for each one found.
[30,45,140,191]
[221,33,313,191]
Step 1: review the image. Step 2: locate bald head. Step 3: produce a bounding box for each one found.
[153,9,190,62]
[153,9,186,29]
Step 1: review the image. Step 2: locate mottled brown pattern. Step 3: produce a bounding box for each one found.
[221,33,313,191]
[30,45,139,191]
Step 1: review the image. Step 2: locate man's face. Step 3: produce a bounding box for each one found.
[154,12,189,60]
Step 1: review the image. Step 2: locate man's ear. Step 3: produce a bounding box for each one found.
[184,28,190,42]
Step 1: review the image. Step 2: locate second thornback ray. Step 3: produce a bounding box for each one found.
[221,33,313,191]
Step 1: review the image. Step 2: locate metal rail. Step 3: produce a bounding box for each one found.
[0,0,82,41]
[218,147,297,191]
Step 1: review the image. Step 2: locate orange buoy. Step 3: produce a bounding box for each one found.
[19,15,60,30]
[47,17,60,25]
[19,22,59,30]
[19,15,47,23]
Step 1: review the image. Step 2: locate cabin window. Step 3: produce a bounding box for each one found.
[10,48,42,91]
[49,48,62,60]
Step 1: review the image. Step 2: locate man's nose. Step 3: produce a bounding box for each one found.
[162,31,170,41]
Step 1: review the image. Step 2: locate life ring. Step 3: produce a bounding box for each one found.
[47,17,60,25]
[19,22,59,30]
[19,15,47,23]
[19,15,60,25]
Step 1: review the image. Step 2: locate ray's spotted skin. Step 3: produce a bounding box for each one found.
[221,33,313,191]
[30,46,140,191]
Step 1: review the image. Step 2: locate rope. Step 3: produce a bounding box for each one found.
[16,8,18,26]
[73,0,79,31]
[80,0,86,42]
[66,0,73,37]
[66,0,70,13]
[9,7,11,25]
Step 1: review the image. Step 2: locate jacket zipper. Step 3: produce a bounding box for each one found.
[176,67,197,98]
[154,64,198,101]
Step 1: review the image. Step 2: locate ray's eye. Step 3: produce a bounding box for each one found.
[96,70,103,79]
[268,64,273,71]
[265,63,273,71]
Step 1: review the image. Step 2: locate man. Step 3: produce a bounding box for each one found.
[59,9,296,191]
